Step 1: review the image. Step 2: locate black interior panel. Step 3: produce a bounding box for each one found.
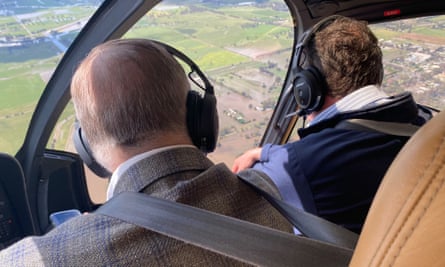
[0,153,35,249]
[38,150,98,232]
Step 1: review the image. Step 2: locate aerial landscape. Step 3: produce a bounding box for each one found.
[0,0,444,167]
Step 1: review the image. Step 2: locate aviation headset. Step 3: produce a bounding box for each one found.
[73,40,218,178]
[293,15,342,116]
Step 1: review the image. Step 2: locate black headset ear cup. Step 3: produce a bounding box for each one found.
[186,90,219,153]
[293,66,326,113]
[73,122,112,178]
[293,16,342,115]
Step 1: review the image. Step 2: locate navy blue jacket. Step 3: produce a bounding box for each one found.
[254,92,431,233]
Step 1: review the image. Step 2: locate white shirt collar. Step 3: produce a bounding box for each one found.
[106,144,196,200]
[309,85,389,126]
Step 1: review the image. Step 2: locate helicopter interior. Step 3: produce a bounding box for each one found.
[0,0,444,265]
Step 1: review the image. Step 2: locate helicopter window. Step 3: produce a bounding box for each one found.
[48,0,294,203]
[0,1,103,155]
[372,15,445,109]
[130,0,294,167]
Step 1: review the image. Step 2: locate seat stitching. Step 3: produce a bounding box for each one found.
[368,132,442,266]
[384,133,445,266]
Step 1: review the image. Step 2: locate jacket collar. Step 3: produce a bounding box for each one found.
[109,146,213,198]
[298,91,421,138]
[309,85,389,126]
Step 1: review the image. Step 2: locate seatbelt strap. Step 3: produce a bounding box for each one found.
[237,169,359,250]
[336,119,419,137]
[96,191,353,267]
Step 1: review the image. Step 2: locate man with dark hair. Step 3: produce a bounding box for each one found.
[0,39,291,265]
[232,16,431,233]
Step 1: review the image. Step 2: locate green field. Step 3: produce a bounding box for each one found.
[0,1,293,156]
[0,1,444,164]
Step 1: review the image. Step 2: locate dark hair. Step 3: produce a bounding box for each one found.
[307,16,383,97]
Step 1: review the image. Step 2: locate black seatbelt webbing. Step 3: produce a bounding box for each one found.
[237,169,359,250]
[96,192,353,267]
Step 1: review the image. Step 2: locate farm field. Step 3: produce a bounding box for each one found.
[0,1,444,202]
[0,1,294,164]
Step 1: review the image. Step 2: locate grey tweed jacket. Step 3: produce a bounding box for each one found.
[0,147,292,266]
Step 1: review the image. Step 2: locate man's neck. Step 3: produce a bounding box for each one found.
[307,95,340,122]
[101,132,194,172]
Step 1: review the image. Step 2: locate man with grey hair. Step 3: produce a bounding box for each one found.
[0,39,292,265]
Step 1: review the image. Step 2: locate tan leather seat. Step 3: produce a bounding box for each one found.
[350,110,445,266]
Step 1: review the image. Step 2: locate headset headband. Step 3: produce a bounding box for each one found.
[152,40,214,95]
[295,15,343,70]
